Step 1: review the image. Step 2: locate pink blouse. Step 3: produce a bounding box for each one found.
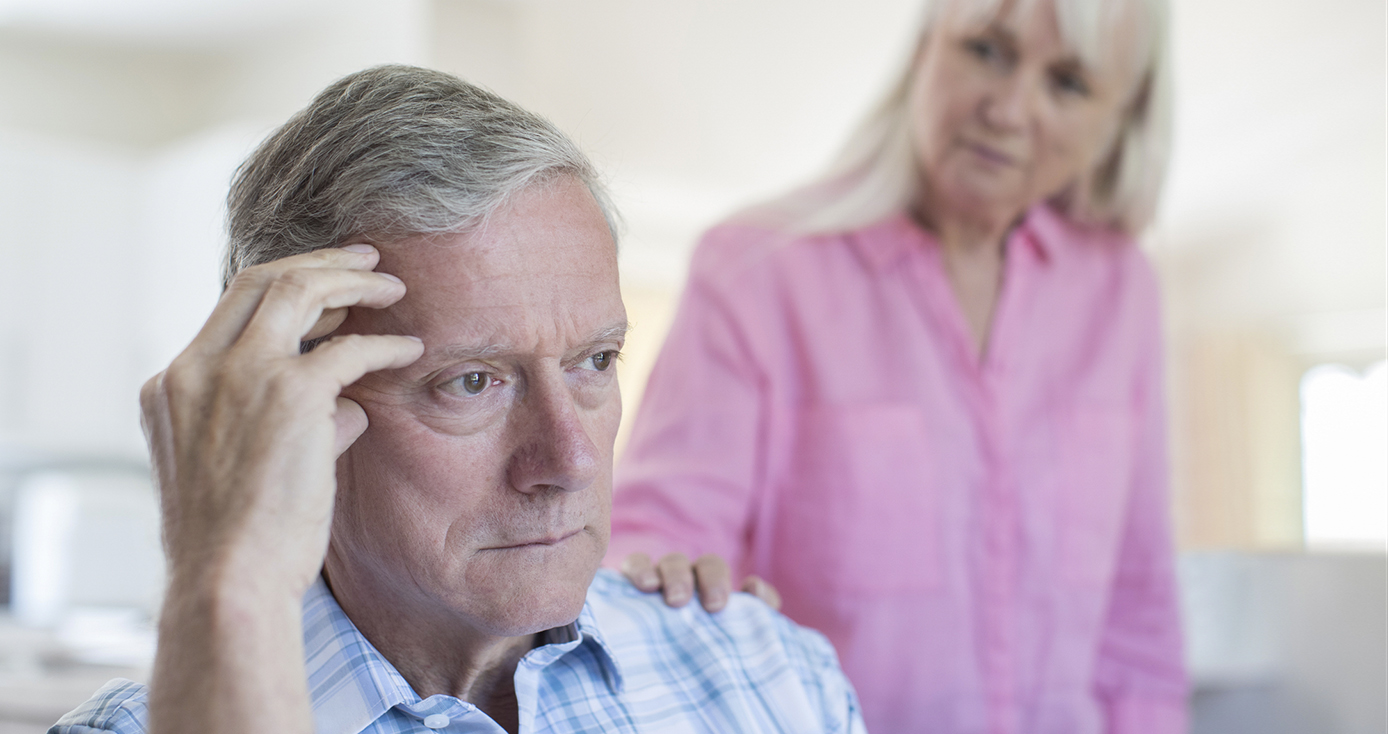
[607,206,1188,734]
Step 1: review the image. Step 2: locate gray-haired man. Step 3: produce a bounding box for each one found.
[52,66,864,734]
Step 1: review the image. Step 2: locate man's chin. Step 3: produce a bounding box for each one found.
[460,553,601,637]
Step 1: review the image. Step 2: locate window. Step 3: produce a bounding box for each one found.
[1300,360,1387,550]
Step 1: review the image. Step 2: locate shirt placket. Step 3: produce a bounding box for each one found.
[899,227,1033,734]
[979,230,1039,734]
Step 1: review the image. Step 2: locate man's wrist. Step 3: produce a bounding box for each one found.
[151,562,313,734]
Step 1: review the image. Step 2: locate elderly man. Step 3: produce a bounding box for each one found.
[52,66,863,734]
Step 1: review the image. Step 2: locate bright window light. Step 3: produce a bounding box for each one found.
[1300,360,1387,550]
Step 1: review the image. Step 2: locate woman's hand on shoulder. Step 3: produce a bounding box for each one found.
[621,552,781,612]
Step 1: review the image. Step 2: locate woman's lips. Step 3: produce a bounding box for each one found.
[964,141,1019,167]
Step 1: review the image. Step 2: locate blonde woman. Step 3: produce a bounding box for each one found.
[608,0,1188,731]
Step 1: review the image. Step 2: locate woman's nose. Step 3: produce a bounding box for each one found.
[506,376,603,495]
[980,72,1034,131]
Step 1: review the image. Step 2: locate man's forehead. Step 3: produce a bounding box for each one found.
[349,177,623,360]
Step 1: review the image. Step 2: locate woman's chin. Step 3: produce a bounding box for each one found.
[921,165,1031,226]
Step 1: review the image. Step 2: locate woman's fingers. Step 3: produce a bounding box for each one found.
[621,553,660,591]
[189,246,384,355]
[693,554,733,612]
[741,575,783,610]
[624,552,758,614]
[657,553,696,608]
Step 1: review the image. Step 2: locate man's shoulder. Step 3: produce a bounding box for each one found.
[584,569,859,731]
[587,567,838,662]
[50,678,150,734]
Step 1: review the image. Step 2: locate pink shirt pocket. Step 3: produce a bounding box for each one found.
[773,403,944,595]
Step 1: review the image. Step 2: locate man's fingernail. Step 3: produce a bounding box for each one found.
[403,336,423,343]
[379,272,403,283]
[640,572,659,588]
[343,243,376,253]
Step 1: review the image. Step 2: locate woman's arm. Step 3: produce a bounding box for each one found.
[609,233,777,611]
[1093,263,1190,734]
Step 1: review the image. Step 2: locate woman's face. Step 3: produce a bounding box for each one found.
[908,0,1142,225]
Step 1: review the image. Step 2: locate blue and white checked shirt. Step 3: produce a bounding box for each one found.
[52,569,865,733]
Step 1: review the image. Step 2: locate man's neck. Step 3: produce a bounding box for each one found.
[321,565,538,734]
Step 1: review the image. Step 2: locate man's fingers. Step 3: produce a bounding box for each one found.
[333,397,369,457]
[305,307,349,343]
[301,333,424,389]
[620,553,660,591]
[741,575,783,610]
[189,246,386,355]
[240,268,407,354]
[656,553,695,608]
[693,554,733,613]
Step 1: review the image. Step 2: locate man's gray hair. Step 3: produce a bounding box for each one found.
[224,64,617,286]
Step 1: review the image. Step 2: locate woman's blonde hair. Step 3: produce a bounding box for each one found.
[757,0,1172,237]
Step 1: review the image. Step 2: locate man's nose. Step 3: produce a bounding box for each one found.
[506,376,603,494]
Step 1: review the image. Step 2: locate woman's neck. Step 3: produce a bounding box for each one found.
[913,198,1019,359]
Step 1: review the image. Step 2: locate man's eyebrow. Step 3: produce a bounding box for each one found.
[565,322,632,360]
[586,323,632,347]
[430,343,511,362]
[427,322,630,364]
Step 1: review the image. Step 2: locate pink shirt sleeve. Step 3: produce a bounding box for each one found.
[607,243,767,572]
[1094,256,1189,734]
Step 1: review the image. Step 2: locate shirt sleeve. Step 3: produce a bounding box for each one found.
[801,630,870,734]
[607,232,771,572]
[48,679,150,734]
[1093,258,1190,734]
[763,603,868,734]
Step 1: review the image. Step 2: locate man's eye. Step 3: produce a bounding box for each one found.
[454,372,492,395]
[588,351,618,372]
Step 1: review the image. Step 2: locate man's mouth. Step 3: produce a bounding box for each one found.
[490,528,583,550]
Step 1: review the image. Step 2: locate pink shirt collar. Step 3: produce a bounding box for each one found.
[850,204,1081,272]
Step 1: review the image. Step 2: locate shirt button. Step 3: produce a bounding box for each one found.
[423,713,450,729]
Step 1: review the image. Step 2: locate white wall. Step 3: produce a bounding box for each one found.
[1156,0,1385,333]
[0,0,1381,528]
[0,0,429,457]
[434,0,925,288]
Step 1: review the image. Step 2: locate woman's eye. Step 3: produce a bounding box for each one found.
[587,350,618,372]
[965,38,1002,62]
[454,371,492,395]
[1051,69,1091,96]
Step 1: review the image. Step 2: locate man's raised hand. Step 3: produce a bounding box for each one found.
[140,244,423,600]
[141,245,423,734]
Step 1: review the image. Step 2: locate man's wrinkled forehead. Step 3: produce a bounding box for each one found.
[343,178,624,351]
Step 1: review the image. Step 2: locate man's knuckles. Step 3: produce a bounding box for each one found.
[138,372,165,412]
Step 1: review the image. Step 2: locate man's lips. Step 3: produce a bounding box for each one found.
[487,528,583,550]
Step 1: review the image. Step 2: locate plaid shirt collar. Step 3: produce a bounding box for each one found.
[300,576,624,734]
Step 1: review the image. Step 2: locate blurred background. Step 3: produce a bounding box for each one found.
[0,0,1382,732]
